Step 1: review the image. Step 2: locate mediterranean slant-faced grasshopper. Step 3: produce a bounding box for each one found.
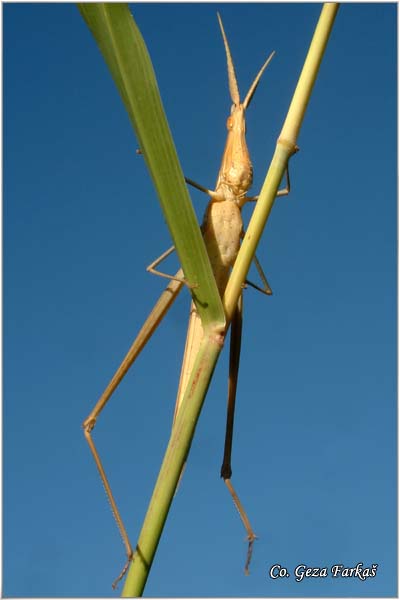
[83,13,291,588]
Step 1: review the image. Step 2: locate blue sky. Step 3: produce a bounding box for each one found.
[4,3,396,597]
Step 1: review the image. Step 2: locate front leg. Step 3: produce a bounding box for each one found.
[147,246,196,289]
[276,163,291,197]
[244,164,292,204]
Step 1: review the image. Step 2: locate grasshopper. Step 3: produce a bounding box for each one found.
[83,13,291,588]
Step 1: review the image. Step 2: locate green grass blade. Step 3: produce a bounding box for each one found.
[78,3,224,330]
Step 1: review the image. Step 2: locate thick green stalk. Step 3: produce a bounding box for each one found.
[223,3,339,320]
[122,331,223,596]
[122,4,339,596]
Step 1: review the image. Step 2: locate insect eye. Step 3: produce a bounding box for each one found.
[226,116,233,130]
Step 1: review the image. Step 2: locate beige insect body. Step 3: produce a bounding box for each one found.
[83,12,287,588]
[173,14,274,422]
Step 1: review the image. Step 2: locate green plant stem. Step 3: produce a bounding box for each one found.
[224,3,339,320]
[122,4,339,597]
[122,329,223,597]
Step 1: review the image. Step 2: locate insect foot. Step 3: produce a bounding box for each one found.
[244,532,258,576]
[112,555,133,590]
